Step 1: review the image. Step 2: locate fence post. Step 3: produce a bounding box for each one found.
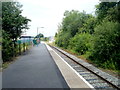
[14,41,17,56]
[12,42,15,57]
[23,43,25,52]
[18,40,21,55]
[19,43,21,55]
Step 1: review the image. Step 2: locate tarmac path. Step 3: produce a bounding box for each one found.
[2,43,69,89]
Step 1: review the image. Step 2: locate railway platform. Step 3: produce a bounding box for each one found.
[46,43,93,89]
[2,43,93,89]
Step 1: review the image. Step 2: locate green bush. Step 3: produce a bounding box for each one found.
[91,21,120,70]
[68,33,93,55]
[2,31,31,62]
[2,31,13,62]
[55,32,71,48]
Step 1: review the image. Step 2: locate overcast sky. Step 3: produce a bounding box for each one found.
[18,0,100,37]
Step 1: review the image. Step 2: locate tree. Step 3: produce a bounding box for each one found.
[62,10,89,37]
[55,2,120,70]
[95,2,117,23]
[105,1,120,23]
[55,10,90,48]
[78,14,96,34]
[2,1,31,62]
[35,33,44,38]
[2,2,31,41]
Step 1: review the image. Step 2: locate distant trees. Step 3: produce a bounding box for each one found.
[35,33,44,38]
[2,1,31,62]
[55,2,120,70]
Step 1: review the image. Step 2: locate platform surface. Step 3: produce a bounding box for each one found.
[46,44,93,89]
[2,44,69,88]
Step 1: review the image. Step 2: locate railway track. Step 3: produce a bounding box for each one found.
[49,45,120,89]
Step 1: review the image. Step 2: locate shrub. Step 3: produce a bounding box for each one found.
[2,31,13,62]
[68,33,93,55]
[91,21,120,70]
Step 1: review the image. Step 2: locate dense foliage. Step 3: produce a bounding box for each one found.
[2,1,31,62]
[92,21,120,69]
[55,2,120,70]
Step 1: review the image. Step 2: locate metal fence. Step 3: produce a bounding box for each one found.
[15,36,34,55]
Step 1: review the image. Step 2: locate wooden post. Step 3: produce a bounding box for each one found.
[23,43,25,52]
[12,42,15,57]
[19,43,21,55]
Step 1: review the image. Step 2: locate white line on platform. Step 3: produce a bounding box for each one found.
[45,44,95,89]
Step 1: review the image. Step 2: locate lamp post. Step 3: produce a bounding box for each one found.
[37,27,44,45]
[37,27,44,36]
